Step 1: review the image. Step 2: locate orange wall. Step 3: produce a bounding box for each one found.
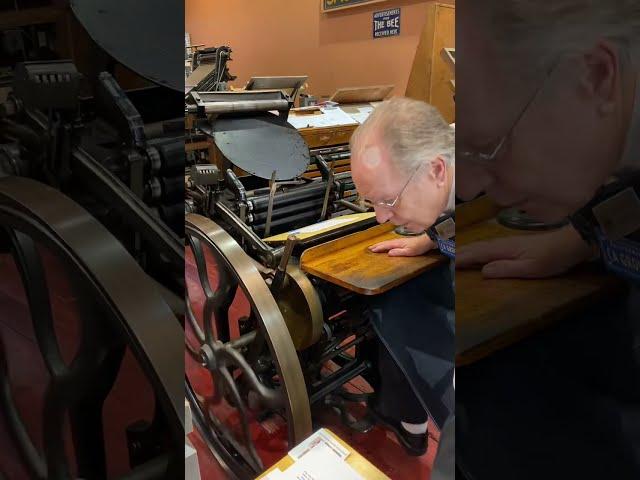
[186,0,452,99]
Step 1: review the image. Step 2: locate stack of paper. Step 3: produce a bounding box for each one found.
[262,429,364,480]
[287,107,358,129]
[347,106,375,124]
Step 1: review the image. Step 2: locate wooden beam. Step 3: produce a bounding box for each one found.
[406,2,455,122]
[0,6,64,30]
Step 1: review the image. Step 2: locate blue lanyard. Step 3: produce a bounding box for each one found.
[427,214,456,260]
[596,228,640,283]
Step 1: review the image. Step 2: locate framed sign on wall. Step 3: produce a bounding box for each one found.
[373,8,401,38]
[321,0,388,13]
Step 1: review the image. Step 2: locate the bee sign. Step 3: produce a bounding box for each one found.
[373,8,401,39]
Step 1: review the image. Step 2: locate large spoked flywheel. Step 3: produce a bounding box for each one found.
[0,176,183,479]
[185,213,312,478]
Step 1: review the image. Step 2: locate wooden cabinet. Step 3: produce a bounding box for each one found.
[406,2,455,123]
[297,124,358,149]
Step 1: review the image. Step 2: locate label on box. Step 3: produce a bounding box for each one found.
[289,429,350,461]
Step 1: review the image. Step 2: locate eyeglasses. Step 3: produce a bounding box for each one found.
[364,161,426,209]
[458,59,561,165]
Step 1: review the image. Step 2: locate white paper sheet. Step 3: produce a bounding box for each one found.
[287,107,358,129]
[263,469,286,479]
[286,217,363,236]
[348,112,370,124]
[345,106,374,124]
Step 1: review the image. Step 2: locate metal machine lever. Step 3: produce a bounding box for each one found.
[337,199,368,213]
[271,234,297,292]
[264,170,278,237]
[320,168,334,221]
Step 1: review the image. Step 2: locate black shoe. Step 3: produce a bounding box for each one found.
[367,407,428,456]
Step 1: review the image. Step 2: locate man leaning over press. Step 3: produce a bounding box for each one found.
[349,97,455,479]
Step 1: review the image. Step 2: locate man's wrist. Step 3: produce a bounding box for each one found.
[561,224,600,261]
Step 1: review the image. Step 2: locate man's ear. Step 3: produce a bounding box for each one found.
[580,40,619,115]
[429,156,447,186]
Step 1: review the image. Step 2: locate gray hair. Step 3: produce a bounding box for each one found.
[481,0,640,75]
[350,97,454,175]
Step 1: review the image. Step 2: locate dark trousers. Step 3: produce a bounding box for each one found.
[367,263,455,430]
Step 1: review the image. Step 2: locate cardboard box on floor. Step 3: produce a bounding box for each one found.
[257,428,390,480]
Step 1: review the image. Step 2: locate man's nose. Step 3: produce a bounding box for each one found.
[374,206,392,224]
[457,162,494,201]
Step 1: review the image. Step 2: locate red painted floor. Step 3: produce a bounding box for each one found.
[185,247,438,479]
[0,249,155,478]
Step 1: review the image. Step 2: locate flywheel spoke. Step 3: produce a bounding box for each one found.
[6,228,67,378]
[221,347,283,410]
[188,235,218,344]
[219,367,263,472]
[185,296,205,344]
[0,333,47,479]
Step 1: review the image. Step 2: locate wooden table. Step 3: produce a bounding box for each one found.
[456,197,623,366]
[288,104,361,151]
[301,223,445,295]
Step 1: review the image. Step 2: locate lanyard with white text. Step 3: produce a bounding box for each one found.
[427,213,455,259]
[570,172,640,283]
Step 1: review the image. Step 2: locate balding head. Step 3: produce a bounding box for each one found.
[350,97,454,176]
[350,98,454,231]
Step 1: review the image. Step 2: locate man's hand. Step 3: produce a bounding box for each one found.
[456,225,596,279]
[369,233,435,257]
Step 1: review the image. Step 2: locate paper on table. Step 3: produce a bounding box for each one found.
[348,112,370,124]
[346,106,374,124]
[287,107,358,129]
